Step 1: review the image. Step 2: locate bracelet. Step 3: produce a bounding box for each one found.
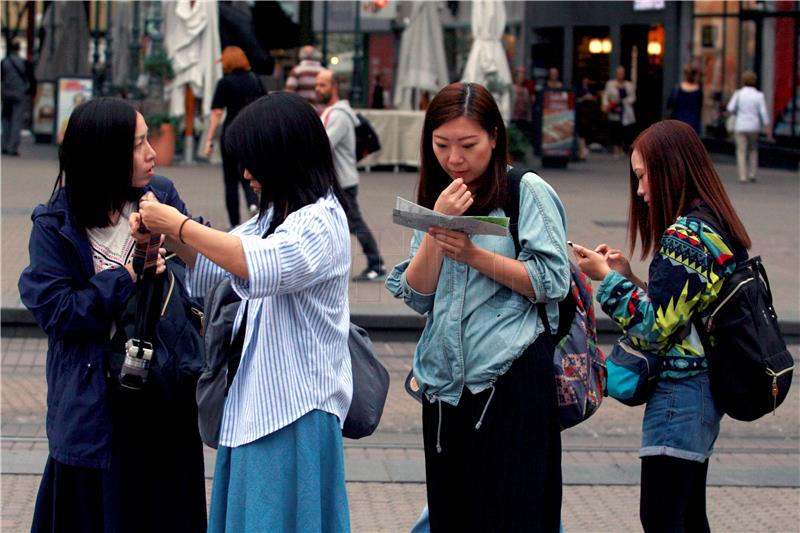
[178,216,192,244]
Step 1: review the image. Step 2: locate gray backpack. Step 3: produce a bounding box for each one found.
[196,279,389,448]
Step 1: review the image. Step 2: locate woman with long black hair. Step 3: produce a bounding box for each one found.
[140,92,353,533]
[20,98,206,533]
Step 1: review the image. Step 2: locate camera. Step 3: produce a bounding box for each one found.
[119,338,153,390]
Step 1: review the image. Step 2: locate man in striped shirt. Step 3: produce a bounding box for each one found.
[285,45,324,114]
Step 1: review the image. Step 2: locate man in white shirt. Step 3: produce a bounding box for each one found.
[727,70,773,183]
[316,69,386,281]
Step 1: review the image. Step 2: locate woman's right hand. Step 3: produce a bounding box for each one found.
[595,243,633,279]
[203,139,213,158]
[433,178,473,216]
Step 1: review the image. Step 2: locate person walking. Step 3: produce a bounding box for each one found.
[727,71,772,183]
[205,46,264,228]
[667,64,703,135]
[139,92,352,533]
[575,76,598,160]
[571,120,751,533]
[19,98,207,533]
[603,66,637,158]
[285,45,325,114]
[1,40,33,156]
[316,69,386,281]
[386,82,569,532]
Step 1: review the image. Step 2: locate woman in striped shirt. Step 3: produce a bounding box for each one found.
[140,92,353,533]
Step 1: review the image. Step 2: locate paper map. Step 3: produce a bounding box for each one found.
[392,197,509,236]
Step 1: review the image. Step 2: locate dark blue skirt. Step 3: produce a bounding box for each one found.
[208,409,350,533]
[31,386,207,533]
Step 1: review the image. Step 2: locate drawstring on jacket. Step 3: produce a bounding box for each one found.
[475,383,496,430]
[435,398,443,453]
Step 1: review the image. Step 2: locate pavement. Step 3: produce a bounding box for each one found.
[1,138,800,532]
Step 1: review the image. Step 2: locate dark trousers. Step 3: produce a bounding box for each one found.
[342,185,383,271]
[640,456,711,533]
[2,94,25,153]
[421,332,562,533]
[222,141,258,227]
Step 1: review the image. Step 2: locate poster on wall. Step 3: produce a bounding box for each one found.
[32,81,56,142]
[55,77,93,144]
[541,89,575,160]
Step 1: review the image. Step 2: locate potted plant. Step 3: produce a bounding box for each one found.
[142,46,177,166]
[146,113,179,167]
[506,122,532,163]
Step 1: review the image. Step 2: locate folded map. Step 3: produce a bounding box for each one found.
[392,197,509,236]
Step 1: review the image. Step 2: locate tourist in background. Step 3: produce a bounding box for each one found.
[205,46,264,227]
[667,64,703,135]
[285,45,325,114]
[727,70,772,183]
[603,66,637,158]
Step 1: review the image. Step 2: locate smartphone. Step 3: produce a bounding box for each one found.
[567,240,574,247]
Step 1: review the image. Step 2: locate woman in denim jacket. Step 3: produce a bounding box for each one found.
[572,120,751,532]
[386,82,569,532]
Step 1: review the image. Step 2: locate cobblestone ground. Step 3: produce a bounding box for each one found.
[2,474,798,533]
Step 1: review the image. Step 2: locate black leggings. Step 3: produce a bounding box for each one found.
[640,456,711,533]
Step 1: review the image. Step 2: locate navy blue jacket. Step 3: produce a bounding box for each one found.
[18,176,192,468]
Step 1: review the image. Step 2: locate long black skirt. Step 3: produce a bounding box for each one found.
[422,331,562,533]
[31,385,207,533]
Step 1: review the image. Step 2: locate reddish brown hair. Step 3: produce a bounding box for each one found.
[628,120,751,259]
[417,82,509,215]
[220,46,251,75]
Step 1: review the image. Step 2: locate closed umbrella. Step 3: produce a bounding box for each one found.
[393,1,449,110]
[35,2,91,81]
[461,0,512,121]
[163,0,222,118]
[162,0,222,162]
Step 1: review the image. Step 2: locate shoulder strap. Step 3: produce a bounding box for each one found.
[504,166,553,332]
[504,166,532,258]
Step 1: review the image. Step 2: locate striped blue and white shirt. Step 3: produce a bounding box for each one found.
[189,194,353,448]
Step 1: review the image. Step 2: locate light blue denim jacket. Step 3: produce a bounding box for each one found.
[386,172,570,406]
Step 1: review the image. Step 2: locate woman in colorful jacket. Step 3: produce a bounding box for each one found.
[19,98,206,532]
[572,120,751,532]
[139,92,352,533]
[386,82,570,532]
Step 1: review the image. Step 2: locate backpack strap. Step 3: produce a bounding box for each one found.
[503,166,556,333]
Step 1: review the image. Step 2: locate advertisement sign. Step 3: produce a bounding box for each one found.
[32,81,56,140]
[55,77,93,144]
[541,89,575,159]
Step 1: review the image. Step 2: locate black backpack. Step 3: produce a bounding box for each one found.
[196,280,390,449]
[354,112,381,162]
[687,210,794,421]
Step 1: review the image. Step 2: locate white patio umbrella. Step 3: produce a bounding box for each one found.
[461,0,513,121]
[393,1,449,110]
[163,0,222,161]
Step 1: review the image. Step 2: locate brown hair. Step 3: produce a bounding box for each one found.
[628,120,751,259]
[417,82,508,214]
[683,64,699,84]
[220,46,251,75]
[742,70,758,87]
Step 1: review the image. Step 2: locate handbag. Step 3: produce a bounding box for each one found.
[343,323,390,439]
[605,339,661,406]
[726,92,738,134]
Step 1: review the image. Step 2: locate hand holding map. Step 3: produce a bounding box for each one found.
[392,197,509,237]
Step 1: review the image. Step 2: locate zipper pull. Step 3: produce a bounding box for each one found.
[772,375,779,415]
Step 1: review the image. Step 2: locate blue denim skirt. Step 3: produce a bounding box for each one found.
[640,372,723,463]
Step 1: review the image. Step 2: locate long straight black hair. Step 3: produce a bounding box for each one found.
[224,91,348,236]
[51,97,138,229]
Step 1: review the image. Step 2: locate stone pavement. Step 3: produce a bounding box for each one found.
[2,335,799,532]
[2,138,799,328]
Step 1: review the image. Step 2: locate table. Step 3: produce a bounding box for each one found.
[355,109,426,170]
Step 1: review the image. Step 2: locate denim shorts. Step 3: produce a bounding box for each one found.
[640,372,723,463]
